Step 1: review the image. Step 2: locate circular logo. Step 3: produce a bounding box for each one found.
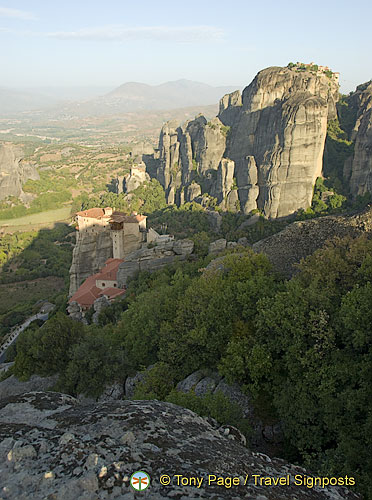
[130,471,151,491]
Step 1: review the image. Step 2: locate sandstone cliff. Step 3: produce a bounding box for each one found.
[69,229,113,296]
[0,392,360,499]
[123,163,150,193]
[343,81,372,197]
[116,238,194,287]
[144,65,340,218]
[0,143,39,202]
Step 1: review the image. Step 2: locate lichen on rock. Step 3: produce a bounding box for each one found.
[0,392,360,499]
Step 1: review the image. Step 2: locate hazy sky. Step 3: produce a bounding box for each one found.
[1,0,371,93]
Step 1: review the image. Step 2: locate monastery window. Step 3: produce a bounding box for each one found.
[114,283,117,287]
[102,283,105,287]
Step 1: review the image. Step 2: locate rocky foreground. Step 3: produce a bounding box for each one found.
[0,392,360,499]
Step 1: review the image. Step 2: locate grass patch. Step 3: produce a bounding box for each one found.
[0,277,65,315]
[0,206,71,230]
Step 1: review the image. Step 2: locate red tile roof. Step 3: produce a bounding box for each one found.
[76,208,106,219]
[75,208,146,223]
[69,274,101,307]
[109,213,147,224]
[96,258,124,281]
[100,287,126,300]
[69,258,125,308]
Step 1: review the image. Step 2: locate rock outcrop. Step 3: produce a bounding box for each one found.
[69,229,113,296]
[117,238,194,287]
[203,207,372,279]
[92,295,110,324]
[122,164,150,193]
[0,143,39,202]
[66,301,87,324]
[0,392,360,499]
[175,370,282,450]
[344,81,372,197]
[208,238,227,254]
[144,65,340,218]
[0,375,58,401]
[252,206,372,277]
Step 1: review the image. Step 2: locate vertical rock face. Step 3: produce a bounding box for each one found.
[218,89,242,125]
[345,81,372,197]
[224,67,336,217]
[155,116,227,204]
[145,65,340,218]
[0,143,39,202]
[69,229,113,296]
[123,164,150,193]
[156,120,181,204]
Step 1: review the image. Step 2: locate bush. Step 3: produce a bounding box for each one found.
[133,362,176,400]
[166,390,252,439]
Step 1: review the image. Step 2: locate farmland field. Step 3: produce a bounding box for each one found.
[0,206,72,232]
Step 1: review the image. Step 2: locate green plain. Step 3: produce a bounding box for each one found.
[0,206,71,231]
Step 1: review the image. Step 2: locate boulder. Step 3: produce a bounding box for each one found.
[124,372,145,398]
[227,241,238,248]
[208,238,227,254]
[172,238,194,255]
[97,382,124,402]
[0,375,58,401]
[176,370,204,392]
[66,301,87,324]
[92,295,110,324]
[0,392,360,499]
[237,236,249,246]
[194,375,221,396]
[238,213,261,229]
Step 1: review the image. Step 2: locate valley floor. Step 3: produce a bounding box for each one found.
[0,206,72,232]
[0,277,65,315]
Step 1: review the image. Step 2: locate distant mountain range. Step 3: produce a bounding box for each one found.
[105,79,238,109]
[0,80,239,117]
[0,88,60,114]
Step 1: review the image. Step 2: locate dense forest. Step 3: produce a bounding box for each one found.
[5,235,372,499]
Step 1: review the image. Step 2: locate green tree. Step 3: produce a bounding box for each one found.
[57,329,128,398]
[249,236,372,498]
[158,250,281,378]
[14,313,85,379]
